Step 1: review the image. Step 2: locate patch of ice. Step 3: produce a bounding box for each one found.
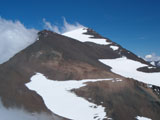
[99,57,160,87]
[136,116,151,120]
[26,73,114,120]
[110,45,119,51]
[63,28,112,45]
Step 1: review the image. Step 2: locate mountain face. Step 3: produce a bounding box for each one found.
[155,61,160,67]
[0,27,160,120]
[148,60,160,68]
[147,60,160,68]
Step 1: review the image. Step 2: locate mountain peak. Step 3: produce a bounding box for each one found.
[1,27,160,120]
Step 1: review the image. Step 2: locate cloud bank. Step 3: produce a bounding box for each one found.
[0,17,38,64]
[43,18,84,34]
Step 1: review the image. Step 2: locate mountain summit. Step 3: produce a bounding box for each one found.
[0,28,160,120]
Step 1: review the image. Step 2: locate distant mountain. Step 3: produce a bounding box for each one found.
[0,27,160,120]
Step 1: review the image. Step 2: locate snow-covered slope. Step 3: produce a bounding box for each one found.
[63,28,160,87]
[100,57,160,87]
[26,73,116,120]
[63,27,112,45]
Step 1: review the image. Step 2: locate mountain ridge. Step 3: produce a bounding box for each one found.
[0,28,160,120]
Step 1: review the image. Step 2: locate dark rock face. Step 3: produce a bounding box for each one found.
[137,66,160,73]
[0,29,160,120]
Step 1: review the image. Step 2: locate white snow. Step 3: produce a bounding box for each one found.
[148,66,156,69]
[99,57,160,87]
[110,45,119,51]
[63,28,112,45]
[151,61,155,66]
[26,73,115,120]
[112,78,122,82]
[136,116,151,120]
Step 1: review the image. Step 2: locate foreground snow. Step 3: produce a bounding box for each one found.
[63,27,112,45]
[136,116,151,120]
[26,73,117,120]
[99,57,160,87]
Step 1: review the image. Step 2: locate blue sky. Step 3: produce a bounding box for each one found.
[0,0,160,56]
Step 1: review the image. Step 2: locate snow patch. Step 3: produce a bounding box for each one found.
[63,28,112,45]
[110,45,119,51]
[148,66,156,69]
[26,73,115,120]
[151,61,155,66]
[112,78,122,82]
[99,57,160,87]
[136,116,151,120]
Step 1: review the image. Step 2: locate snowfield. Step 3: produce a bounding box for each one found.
[99,57,160,87]
[63,27,112,45]
[26,73,117,120]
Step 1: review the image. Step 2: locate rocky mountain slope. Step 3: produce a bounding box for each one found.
[0,27,160,120]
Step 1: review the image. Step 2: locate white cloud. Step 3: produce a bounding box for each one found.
[43,18,60,34]
[43,18,84,34]
[62,18,84,33]
[0,17,38,64]
[144,53,160,61]
[0,17,83,64]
